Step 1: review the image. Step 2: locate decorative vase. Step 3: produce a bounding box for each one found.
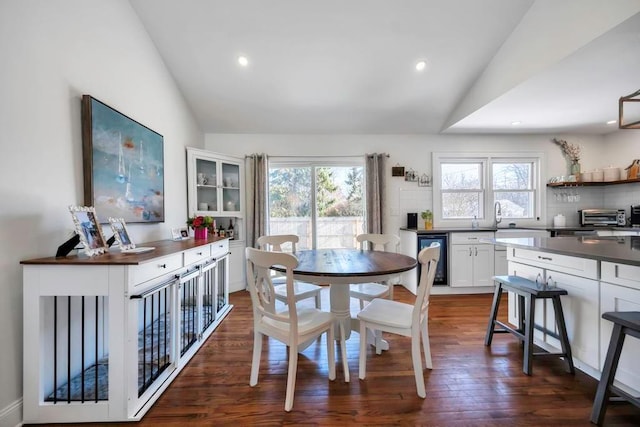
[194,227,208,240]
[570,161,581,177]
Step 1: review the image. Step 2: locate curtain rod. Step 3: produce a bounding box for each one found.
[245,154,378,159]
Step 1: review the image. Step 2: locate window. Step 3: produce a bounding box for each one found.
[268,158,365,249]
[433,153,543,226]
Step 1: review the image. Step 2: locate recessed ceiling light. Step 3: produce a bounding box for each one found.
[511,121,521,126]
[415,60,427,71]
[238,55,249,67]
[607,120,617,125]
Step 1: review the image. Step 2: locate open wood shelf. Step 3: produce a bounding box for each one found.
[547,178,640,187]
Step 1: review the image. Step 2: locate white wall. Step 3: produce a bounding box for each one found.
[205,133,607,231]
[0,1,203,425]
[602,130,640,213]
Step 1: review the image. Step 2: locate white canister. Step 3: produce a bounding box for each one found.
[592,169,604,182]
[553,214,566,227]
[198,202,208,210]
[581,171,593,182]
[603,166,620,182]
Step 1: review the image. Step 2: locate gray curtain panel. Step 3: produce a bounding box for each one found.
[365,153,387,234]
[245,153,268,248]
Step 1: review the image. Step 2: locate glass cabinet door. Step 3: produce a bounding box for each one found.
[196,158,218,212]
[221,162,240,213]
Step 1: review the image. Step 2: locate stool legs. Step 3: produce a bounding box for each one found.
[552,295,575,374]
[590,323,626,426]
[484,283,503,346]
[523,294,535,375]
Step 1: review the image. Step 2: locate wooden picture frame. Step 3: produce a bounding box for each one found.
[108,217,135,250]
[82,95,165,224]
[392,166,405,177]
[68,206,109,256]
[171,227,189,240]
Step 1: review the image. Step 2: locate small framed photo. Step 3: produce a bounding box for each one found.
[68,206,109,256]
[391,166,405,177]
[108,217,135,250]
[171,227,189,240]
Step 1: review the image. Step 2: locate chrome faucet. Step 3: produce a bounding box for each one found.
[493,201,502,228]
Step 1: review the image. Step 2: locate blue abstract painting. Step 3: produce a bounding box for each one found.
[83,96,164,223]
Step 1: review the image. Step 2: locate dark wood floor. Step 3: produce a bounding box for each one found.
[41,287,639,426]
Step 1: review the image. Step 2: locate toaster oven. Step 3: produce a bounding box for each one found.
[580,209,625,227]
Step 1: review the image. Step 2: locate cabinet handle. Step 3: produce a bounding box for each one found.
[197,252,203,256]
[158,263,167,269]
[474,247,478,256]
[538,256,552,261]
[614,264,619,278]
[468,247,472,256]
[468,237,478,240]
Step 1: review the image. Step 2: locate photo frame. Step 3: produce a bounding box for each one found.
[418,174,432,187]
[108,217,135,250]
[82,95,165,224]
[69,206,109,256]
[171,227,190,240]
[391,166,405,177]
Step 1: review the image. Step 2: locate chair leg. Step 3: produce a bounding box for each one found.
[484,283,503,346]
[326,323,336,381]
[359,321,368,380]
[284,344,298,412]
[421,317,432,369]
[339,322,349,383]
[250,331,262,386]
[387,281,393,300]
[591,323,626,426]
[411,327,426,398]
[359,299,365,310]
[375,330,383,355]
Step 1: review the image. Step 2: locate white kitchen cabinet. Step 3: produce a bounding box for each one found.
[22,239,232,424]
[228,240,246,293]
[508,250,601,371]
[600,262,640,393]
[450,232,494,288]
[186,147,244,219]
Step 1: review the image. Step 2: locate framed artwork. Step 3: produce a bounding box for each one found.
[108,217,135,250]
[69,206,109,256]
[82,95,164,224]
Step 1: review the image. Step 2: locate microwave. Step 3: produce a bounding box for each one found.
[580,209,625,227]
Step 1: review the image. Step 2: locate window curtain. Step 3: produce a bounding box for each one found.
[365,153,387,234]
[245,153,268,248]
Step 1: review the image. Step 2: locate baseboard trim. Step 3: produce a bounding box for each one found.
[0,398,22,427]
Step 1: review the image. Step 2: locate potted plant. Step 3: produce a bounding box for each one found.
[421,210,433,230]
[187,215,213,240]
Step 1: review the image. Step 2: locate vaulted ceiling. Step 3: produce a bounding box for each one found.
[130,0,640,135]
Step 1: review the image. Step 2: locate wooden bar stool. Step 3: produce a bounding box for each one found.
[590,311,640,426]
[484,275,575,376]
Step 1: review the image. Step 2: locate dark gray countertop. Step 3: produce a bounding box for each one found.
[400,226,640,235]
[491,236,640,266]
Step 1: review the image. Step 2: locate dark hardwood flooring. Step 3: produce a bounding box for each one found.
[39,287,639,426]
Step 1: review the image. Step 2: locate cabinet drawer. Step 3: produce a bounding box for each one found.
[450,232,494,244]
[211,239,230,258]
[601,262,640,290]
[508,247,597,279]
[130,254,182,285]
[184,245,211,266]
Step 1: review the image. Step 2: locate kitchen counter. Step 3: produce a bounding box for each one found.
[492,236,640,267]
[401,226,640,235]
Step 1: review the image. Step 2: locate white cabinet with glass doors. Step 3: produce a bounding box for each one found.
[186,147,244,218]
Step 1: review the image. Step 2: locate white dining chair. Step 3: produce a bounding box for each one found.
[245,247,348,411]
[357,242,440,398]
[257,234,323,309]
[349,233,401,309]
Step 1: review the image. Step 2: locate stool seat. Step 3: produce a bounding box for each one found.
[484,275,575,376]
[590,311,640,425]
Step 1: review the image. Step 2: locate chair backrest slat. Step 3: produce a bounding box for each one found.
[245,247,300,330]
[412,243,441,324]
[257,234,298,253]
[356,233,400,252]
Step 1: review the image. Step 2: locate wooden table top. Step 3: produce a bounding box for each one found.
[273,248,417,279]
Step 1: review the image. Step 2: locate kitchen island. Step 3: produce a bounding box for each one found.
[492,235,640,397]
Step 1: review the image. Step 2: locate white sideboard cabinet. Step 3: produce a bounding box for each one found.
[21,237,232,424]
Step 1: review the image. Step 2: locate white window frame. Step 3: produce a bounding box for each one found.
[433,152,545,228]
